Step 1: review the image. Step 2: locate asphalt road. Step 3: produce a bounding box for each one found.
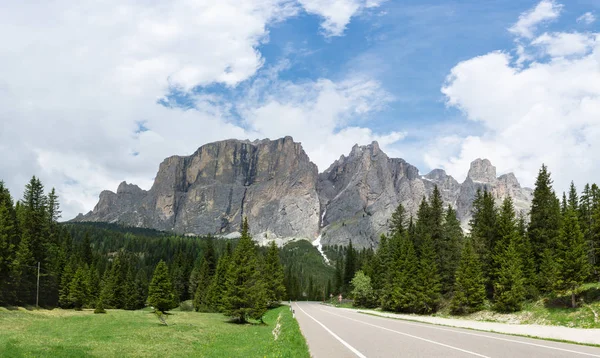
[293,301,600,358]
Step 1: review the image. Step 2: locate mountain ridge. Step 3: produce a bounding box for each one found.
[72,137,532,247]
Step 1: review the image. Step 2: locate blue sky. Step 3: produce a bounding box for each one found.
[1,0,599,219]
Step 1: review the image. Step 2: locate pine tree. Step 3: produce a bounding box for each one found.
[59,262,75,308]
[554,208,591,308]
[0,183,19,305]
[206,250,231,311]
[343,240,357,291]
[469,189,497,297]
[68,267,88,310]
[568,182,579,212]
[493,238,525,313]
[440,206,463,294]
[11,235,36,305]
[222,218,267,323]
[451,238,486,315]
[413,197,430,250]
[383,234,419,313]
[147,260,176,313]
[264,241,286,307]
[528,165,561,272]
[417,234,441,314]
[389,203,406,237]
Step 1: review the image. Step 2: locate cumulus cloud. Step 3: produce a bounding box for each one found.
[431,1,600,194]
[298,0,386,37]
[577,12,596,25]
[508,0,562,39]
[0,0,399,219]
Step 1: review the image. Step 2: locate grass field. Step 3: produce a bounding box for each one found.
[0,305,309,357]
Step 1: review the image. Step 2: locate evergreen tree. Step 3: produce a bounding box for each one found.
[68,267,88,310]
[451,238,486,315]
[568,182,579,212]
[343,240,357,291]
[389,203,406,237]
[440,206,463,294]
[417,234,441,314]
[554,208,591,308]
[383,234,419,313]
[413,198,430,250]
[0,183,18,304]
[147,260,176,313]
[470,189,497,297]
[222,218,267,323]
[264,241,286,307]
[493,238,525,313]
[206,249,230,311]
[11,235,36,305]
[528,165,561,272]
[59,262,75,308]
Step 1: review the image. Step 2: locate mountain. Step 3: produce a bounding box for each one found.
[73,137,532,248]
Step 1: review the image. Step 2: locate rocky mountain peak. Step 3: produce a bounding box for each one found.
[74,138,532,248]
[467,158,497,183]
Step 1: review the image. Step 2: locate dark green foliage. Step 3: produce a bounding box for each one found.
[469,189,497,297]
[343,240,357,291]
[68,267,87,310]
[205,248,230,311]
[147,260,176,313]
[493,239,525,313]
[451,238,486,315]
[528,165,561,271]
[382,234,419,313]
[417,234,441,314]
[440,206,463,294]
[222,218,267,323]
[264,241,286,307]
[389,203,406,237]
[554,208,591,307]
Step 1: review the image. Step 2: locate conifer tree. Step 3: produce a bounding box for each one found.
[417,234,441,314]
[389,203,406,237]
[413,198,430,250]
[264,241,286,307]
[68,267,88,310]
[440,206,463,294]
[0,183,18,304]
[469,189,497,297]
[554,208,591,308]
[528,165,561,271]
[222,218,267,323]
[59,262,75,308]
[568,182,579,212]
[493,238,525,313]
[343,240,357,291]
[383,235,419,313]
[147,260,176,313]
[451,238,486,315]
[206,250,230,311]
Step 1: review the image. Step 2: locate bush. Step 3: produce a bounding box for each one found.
[179,300,194,312]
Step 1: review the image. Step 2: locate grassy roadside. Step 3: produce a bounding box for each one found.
[0,305,309,357]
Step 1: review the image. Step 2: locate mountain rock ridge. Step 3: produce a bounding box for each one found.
[73,137,532,248]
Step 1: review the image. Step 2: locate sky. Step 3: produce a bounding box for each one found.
[1,0,599,220]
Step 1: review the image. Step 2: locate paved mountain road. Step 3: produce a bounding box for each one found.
[293,301,600,357]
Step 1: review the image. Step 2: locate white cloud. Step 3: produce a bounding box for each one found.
[532,32,597,57]
[577,12,596,25]
[0,0,398,219]
[433,2,600,194]
[298,0,386,37]
[509,0,563,39]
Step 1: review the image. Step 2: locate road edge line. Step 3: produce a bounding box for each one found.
[295,303,367,358]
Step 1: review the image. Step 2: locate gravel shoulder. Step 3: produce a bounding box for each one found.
[346,307,600,346]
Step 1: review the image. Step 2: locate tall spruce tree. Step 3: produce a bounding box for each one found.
[440,206,463,294]
[451,238,486,315]
[417,234,441,314]
[555,208,591,308]
[493,238,525,313]
[528,165,561,272]
[0,183,18,304]
[68,267,88,310]
[469,189,497,297]
[222,218,267,323]
[389,203,406,237]
[264,241,286,307]
[147,260,176,313]
[343,240,357,292]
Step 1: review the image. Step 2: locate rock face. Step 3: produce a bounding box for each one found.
[74,138,533,248]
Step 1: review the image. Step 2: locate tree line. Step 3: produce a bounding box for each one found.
[347,165,599,314]
[0,178,287,322]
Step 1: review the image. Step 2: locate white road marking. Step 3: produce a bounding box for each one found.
[319,306,490,358]
[343,307,600,358]
[295,303,367,358]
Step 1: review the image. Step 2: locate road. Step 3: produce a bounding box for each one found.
[293,301,600,357]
